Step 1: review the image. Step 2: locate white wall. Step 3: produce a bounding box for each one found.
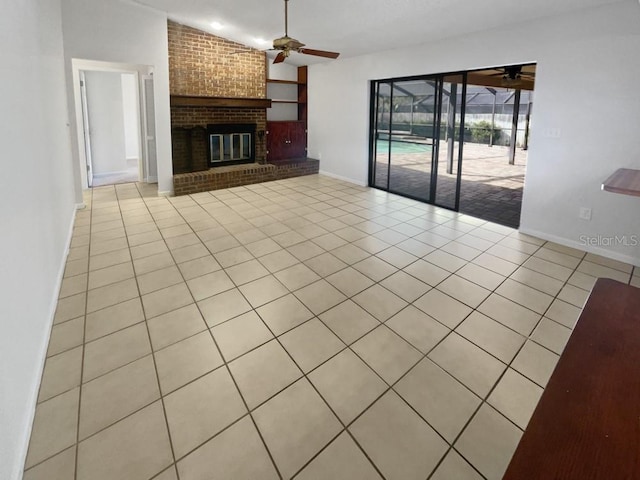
[0,0,77,479]
[61,0,172,194]
[308,1,640,265]
[85,71,127,175]
[121,73,140,160]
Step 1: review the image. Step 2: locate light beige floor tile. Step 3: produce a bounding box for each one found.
[351,235,391,254]
[533,247,582,269]
[147,303,207,351]
[455,404,522,480]
[294,279,347,315]
[511,340,560,387]
[395,358,481,442]
[253,378,342,479]
[488,368,543,430]
[352,325,422,384]
[239,275,289,307]
[274,263,320,291]
[142,282,193,319]
[471,252,518,277]
[386,306,449,354]
[542,241,585,259]
[495,279,553,315]
[77,401,173,480]
[568,270,598,290]
[164,368,247,459]
[280,318,345,373]
[396,237,435,257]
[224,259,269,285]
[424,250,467,272]
[350,390,448,480]
[485,244,530,265]
[631,276,640,288]
[430,450,483,480]
[304,251,348,277]
[256,293,314,336]
[164,232,201,250]
[132,251,175,276]
[272,230,306,247]
[87,262,135,291]
[172,243,210,263]
[403,258,451,286]
[90,237,129,257]
[319,300,379,345]
[155,332,223,395]
[54,292,86,324]
[351,256,396,282]
[127,230,163,247]
[509,266,564,296]
[23,446,75,480]
[83,323,151,382]
[79,355,160,439]
[86,278,139,313]
[198,288,252,328]
[546,298,582,328]
[177,416,278,480]
[497,236,539,254]
[557,283,590,308]
[288,240,325,261]
[64,258,89,278]
[212,311,273,361]
[245,237,281,257]
[38,346,83,402]
[229,339,302,409]
[47,317,84,357]
[259,249,300,273]
[428,333,506,397]
[137,265,183,295]
[413,289,472,329]
[441,240,483,261]
[456,263,505,290]
[325,267,374,297]
[584,252,633,273]
[577,260,630,283]
[380,271,431,302]
[177,255,221,280]
[530,318,572,354]
[214,246,254,268]
[455,312,525,363]
[296,432,382,480]
[437,275,491,308]
[331,244,371,265]
[59,273,88,298]
[85,297,144,342]
[352,284,407,322]
[26,388,79,468]
[186,270,234,301]
[477,293,541,336]
[522,256,573,282]
[376,246,418,269]
[309,349,387,424]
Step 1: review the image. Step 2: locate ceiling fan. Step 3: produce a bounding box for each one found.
[487,66,535,88]
[271,0,340,64]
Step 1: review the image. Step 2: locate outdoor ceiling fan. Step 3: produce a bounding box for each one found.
[271,0,340,63]
[488,66,535,88]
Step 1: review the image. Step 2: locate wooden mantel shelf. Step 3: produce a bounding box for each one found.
[170,95,272,109]
[602,168,640,197]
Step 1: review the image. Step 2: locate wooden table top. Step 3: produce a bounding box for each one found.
[602,168,640,196]
[503,278,640,480]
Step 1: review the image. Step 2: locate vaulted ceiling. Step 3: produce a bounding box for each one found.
[133,0,626,64]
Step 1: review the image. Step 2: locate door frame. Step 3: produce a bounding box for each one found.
[70,59,154,189]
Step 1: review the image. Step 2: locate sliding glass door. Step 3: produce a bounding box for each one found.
[370,74,466,208]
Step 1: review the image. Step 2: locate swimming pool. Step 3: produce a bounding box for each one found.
[376,139,432,155]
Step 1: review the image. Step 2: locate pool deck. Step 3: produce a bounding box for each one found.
[374,141,526,228]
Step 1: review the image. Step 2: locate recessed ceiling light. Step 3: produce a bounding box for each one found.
[210,21,224,30]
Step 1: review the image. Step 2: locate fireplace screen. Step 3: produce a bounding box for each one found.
[210,133,252,163]
[207,123,256,167]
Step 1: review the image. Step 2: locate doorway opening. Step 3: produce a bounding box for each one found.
[71,60,157,190]
[369,64,535,228]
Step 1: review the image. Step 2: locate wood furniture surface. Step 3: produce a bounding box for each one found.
[503,278,640,480]
[266,121,306,161]
[602,168,640,197]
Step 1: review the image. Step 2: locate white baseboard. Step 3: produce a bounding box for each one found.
[15,205,77,480]
[157,190,172,197]
[318,170,367,187]
[519,226,640,267]
[146,175,158,183]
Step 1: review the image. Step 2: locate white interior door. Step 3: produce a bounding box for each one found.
[79,71,93,187]
[141,74,157,182]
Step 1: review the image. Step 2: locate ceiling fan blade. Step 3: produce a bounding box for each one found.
[298,48,340,59]
[273,51,287,64]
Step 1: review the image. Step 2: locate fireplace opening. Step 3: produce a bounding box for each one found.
[207,123,256,167]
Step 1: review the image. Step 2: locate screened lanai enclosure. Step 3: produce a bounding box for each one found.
[370,64,535,228]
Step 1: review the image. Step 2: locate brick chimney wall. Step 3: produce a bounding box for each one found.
[168,21,267,172]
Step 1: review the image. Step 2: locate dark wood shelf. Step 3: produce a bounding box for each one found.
[170,95,272,109]
[602,168,640,197]
[271,99,303,104]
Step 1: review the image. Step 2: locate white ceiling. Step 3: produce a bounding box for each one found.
[132,0,626,65]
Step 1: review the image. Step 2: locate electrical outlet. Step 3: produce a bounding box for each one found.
[579,207,592,221]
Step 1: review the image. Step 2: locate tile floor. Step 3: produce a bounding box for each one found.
[24,175,637,480]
